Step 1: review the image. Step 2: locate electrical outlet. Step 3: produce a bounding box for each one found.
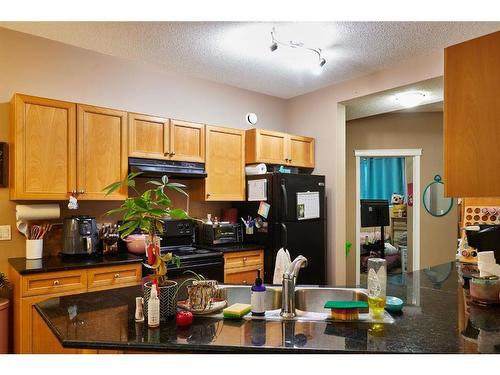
[0,225,12,240]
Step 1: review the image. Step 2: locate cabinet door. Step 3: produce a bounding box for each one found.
[170,120,205,162]
[204,125,245,201]
[288,134,315,168]
[444,31,500,197]
[246,128,287,164]
[128,113,169,159]
[77,105,128,200]
[10,94,76,199]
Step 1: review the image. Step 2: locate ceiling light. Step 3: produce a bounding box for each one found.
[394,91,428,108]
[270,27,327,70]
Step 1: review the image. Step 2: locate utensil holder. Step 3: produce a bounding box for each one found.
[26,239,43,259]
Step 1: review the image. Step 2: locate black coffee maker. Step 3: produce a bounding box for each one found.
[62,216,99,256]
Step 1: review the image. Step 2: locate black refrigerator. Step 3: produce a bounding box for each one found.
[236,173,326,285]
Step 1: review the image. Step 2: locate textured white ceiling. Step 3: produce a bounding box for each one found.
[1,22,499,98]
[344,76,443,120]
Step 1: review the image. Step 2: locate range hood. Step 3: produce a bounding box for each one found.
[128,157,207,179]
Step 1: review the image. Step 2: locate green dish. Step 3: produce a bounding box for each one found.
[385,296,404,312]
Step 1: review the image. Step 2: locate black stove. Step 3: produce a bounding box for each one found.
[143,219,224,282]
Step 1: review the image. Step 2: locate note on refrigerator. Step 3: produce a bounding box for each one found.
[247,179,267,201]
[296,191,320,220]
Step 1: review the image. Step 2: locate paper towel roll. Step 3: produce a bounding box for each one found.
[245,163,267,175]
[16,204,60,236]
[16,204,60,221]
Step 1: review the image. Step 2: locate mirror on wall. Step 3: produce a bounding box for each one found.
[423,175,453,217]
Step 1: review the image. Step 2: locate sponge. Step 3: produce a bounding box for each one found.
[223,303,252,319]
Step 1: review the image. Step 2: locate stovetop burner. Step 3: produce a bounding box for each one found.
[160,245,221,259]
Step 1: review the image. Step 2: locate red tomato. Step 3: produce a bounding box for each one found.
[176,311,193,327]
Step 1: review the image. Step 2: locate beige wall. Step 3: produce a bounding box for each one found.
[345,112,458,286]
[0,28,287,273]
[286,50,444,286]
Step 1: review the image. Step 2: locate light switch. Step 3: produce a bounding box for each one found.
[0,225,12,240]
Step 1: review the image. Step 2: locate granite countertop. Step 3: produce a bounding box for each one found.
[34,261,500,353]
[198,243,263,253]
[9,253,143,275]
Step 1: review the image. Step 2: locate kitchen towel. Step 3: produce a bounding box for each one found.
[16,204,60,235]
[245,163,267,175]
[478,251,500,277]
[273,247,291,284]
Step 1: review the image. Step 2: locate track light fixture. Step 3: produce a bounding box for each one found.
[270,27,327,69]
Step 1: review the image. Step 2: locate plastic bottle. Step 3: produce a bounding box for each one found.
[251,270,266,316]
[148,285,160,328]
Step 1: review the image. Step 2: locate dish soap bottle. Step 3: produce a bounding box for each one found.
[148,284,160,328]
[251,269,266,316]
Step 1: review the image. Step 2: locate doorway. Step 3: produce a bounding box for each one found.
[354,149,421,286]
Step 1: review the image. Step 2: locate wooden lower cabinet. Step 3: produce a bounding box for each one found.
[9,262,141,354]
[223,249,264,284]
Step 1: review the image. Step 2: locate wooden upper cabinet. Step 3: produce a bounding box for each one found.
[128,113,170,160]
[192,125,245,201]
[77,105,128,200]
[444,31,500,197]
[170,120,205,162]
[10,94,76,200]
[288,134,315,168]
[246,128,287,164]
[128,116,205,163]
[245,128,315,168]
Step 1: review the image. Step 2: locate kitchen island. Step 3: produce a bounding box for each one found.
[34,262,500,353]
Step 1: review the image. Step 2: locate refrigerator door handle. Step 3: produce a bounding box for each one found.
[281,180,288,218]
[281,222,288,250]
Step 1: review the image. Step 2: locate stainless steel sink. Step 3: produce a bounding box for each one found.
[294,287,368,313]
[220,285,282,311]
[211,285,368,321]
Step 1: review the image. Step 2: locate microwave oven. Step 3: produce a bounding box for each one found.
[198,223,243,245]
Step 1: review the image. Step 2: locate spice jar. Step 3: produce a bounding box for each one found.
[470,276,500,305]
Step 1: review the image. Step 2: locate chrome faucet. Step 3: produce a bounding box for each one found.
[280,255,308,319]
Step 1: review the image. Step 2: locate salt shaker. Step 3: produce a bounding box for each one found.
[135,297,144,322]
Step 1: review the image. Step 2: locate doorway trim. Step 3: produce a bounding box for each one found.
[354,148,422,286]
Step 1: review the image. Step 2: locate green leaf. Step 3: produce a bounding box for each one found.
[104,206,128,216]
[128,172,143,180]
[118,220,139,232]
[166,184,188,197]
[168,208,189,219]
[149,208,167,217]
[167,182,187,188]
[133,198,149,211]
[161,175,169,185]
[120,224,140,238]
[102,181,122,195]
[146,180,163,186]
[141,190,152,201]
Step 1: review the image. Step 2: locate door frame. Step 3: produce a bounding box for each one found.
[354,148,422,286]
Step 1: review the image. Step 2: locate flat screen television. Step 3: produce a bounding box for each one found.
[360,199,390,228]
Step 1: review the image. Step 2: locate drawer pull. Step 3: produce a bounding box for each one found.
[242,280,247,284]
[243,257,247,262]
[114,273,120,279]
[53,280,60,286]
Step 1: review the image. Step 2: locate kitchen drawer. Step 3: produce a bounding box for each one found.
[224,267,263,285]
[21,270,87,297]
[87,264,142,292]
[224,250,264,270]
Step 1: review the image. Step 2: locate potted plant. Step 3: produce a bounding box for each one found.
[104,172,190,320]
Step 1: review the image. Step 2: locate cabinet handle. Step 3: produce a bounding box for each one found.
[78,189,85,194]
[242,280,247,285]
[164,152,170,157]
[171,151,176,156]
[206,193,211,198]
[114,273,120,279]
[68,190,77,195]
[243,257,247,262]
[53,280,60,286]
